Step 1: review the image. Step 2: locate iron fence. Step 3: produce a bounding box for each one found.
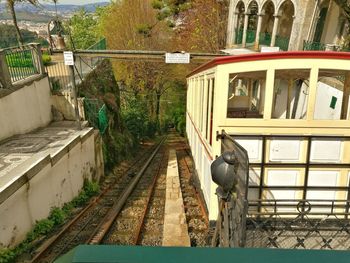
[236,28,244,45]
[259,32,271,46]
[275,35,290,51]
[246,199,350,250]
[303,40,326,51]
[0,44,45,87]
[213,131,350,250]
[246,29,256,44]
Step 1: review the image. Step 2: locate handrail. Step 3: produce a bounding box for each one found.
[0,43,45,88]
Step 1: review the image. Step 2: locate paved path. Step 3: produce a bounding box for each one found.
[0,121,89,193]
[162,149,191,247]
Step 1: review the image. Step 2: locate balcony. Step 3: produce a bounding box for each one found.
[303,40,350,52]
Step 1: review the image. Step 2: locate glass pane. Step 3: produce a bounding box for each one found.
[227,71,266,118]
[272,69,310,119]
[314,69,350,120]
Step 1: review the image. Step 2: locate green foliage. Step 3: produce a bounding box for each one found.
[84,180,100,197]
[6,52,34,68]
[67,8,102,49]
[151,0,191,22]
[50,78,61,93]
[122,96,157,142]
[42,53,51,66]
[136,23,153,37]
[32,219,55,236]
[0,249,16,263]
[48,207,66,225]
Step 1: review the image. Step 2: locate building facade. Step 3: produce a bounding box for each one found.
[226,0,348,51]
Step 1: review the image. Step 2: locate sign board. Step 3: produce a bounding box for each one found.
[261,46,280,53]
[165,53,190,64]
[64,51,75,66]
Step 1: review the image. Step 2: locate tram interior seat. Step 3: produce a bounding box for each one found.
[227,96,263,118]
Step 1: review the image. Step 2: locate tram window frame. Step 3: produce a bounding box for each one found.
[209,79,215,146]
[314,69,350,120]
[205,79,211,140]
[272,69,311,120]
[226,71,266,119]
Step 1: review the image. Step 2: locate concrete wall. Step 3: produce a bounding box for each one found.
[0,77,52,142]
[0,129,95,248]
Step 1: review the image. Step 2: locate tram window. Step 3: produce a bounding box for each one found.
[314,69,350,120]
[272,69,310,119]
[227,71,266,118]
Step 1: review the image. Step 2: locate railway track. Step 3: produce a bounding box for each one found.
[30,138,166,263]
[177,147,209,247]
[29,131,209,262]
[101,148,168,245]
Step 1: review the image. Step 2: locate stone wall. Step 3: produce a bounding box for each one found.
[0,76,52,142]
[0,128,95,247]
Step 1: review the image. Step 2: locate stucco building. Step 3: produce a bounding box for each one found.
[226,0,348,51]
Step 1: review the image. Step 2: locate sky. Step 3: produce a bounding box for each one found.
[42,0,109,5]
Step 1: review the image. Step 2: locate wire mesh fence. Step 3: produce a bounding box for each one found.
[84,99,108,134]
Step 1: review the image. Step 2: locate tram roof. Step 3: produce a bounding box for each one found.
[56,245,350,263]
[187,51,350,78]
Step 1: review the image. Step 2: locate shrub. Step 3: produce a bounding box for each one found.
[42,54,51,66]
[48,207,66,225]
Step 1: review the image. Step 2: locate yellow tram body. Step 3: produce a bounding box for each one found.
[186,52,350,220]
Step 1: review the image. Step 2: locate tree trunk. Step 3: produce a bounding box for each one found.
[8,2,24,46]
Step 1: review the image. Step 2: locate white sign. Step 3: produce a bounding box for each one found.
[165,53,190,64]
[64,51,75,66]
[261,46,280,53]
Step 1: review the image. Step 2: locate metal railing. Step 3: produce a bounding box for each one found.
[246,29,256,44]
[275,35,290,51]
[212,131,350,250]
[0,43,45,88]
[259,32,271,46]
[235,28,244,45]
[246,199,350,250]
[303,40,350,52]
[303,40,326,51]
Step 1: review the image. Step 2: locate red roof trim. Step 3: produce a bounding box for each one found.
[187,51,350,78]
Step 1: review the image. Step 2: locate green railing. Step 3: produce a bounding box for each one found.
[235,28,243,45]
[259,32,271,46]
[275,35,290,51]
[84,99,109,134]
[303,40,326,51]
[246,29,256,44]
[87,38,107,51]
[2,44,44,84]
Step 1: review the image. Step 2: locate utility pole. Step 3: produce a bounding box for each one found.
[65,51,81,130]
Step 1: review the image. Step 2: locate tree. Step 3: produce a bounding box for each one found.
[5,0,38,46]
[66,8,101,49]
[174,0,229,53]
[101,0,180,133]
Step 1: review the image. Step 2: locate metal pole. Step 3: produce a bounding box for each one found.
[69,63,81,130]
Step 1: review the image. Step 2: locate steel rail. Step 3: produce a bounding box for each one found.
[88,136,167,244]
[134,149,167,245]
[29,141,161,263]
